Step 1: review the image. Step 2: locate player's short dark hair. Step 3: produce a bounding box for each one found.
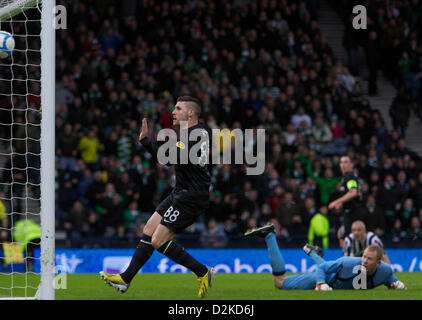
[177,96,202,118]
[340,154,354,164]
[365,245,383,261]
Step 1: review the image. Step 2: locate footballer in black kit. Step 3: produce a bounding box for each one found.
[329,155,365,242]
[141,121,212,233]
[339,171,365,235]
[100,96,215,299]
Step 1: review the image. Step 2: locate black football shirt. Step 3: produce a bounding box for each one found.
[140,122,212,195]
[339,171,363,211]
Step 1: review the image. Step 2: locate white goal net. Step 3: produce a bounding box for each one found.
[0,0,54,299]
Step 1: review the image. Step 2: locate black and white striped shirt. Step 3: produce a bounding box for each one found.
[343,232,383,257]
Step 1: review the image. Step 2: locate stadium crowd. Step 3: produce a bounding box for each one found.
[331,0,422,126]
[1,0,422,249]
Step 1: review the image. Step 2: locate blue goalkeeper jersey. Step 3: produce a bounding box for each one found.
[316,257,398,289]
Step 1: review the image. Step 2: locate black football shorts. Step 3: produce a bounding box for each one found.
[342,206,367,237]
[156,189,209,234]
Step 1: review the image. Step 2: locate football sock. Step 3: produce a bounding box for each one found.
[308,250,325,265]
[120,234,154,283]
[264,233,285,275]
[158,240,208,277]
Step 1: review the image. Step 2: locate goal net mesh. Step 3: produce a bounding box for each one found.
[0,0,42,298]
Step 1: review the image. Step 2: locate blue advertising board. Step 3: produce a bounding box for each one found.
[32,248,422,274]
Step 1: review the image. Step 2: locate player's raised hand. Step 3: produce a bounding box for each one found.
[139,118,149,141]
[390,281,407,290]
[315,283,333,291]
[328,200,342,211]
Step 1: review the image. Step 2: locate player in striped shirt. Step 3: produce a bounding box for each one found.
[343,220,391,265]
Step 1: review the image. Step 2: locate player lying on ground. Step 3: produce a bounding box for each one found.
[100,96,215,298]
[245,224,407,290]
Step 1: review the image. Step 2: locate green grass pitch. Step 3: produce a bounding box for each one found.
[1,272,421,300]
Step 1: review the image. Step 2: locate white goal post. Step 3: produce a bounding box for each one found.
[0,0,55,300]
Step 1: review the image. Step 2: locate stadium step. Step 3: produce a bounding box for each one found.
[317,2,347,65]
[406,111,422,156]
[318,0,422,157]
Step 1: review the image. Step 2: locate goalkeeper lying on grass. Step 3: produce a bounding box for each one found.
[244,224,407,291]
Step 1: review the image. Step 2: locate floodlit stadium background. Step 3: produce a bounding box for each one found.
[1,0,422,275]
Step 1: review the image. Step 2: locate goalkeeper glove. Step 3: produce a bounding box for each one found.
[390,281,407,290]
[315,283,333,291]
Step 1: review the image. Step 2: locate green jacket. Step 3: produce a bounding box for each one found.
[306,161,342,204]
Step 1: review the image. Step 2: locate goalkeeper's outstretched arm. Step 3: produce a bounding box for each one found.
[314,259,343,291]
[384,265,407,290]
